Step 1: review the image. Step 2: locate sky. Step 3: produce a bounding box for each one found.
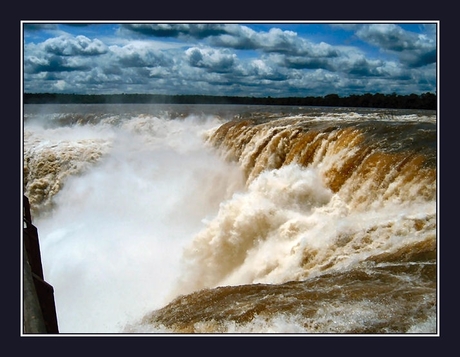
[22,21,438,98]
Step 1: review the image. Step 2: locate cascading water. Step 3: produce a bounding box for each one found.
[23,104,437,334]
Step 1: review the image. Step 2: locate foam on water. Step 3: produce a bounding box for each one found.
[23,105,437,334]
[26,113,245,332]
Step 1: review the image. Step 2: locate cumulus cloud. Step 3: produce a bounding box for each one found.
[120,23,230,39]
[356,24,418,51]
[43,35,108,56]
[22,23,437,96]
[355,24,436,68]
[185,47,236,72]
[209,25,339,58]
[24,53,91,73]
[277,55,334,71]
[246,59,288,81]
[111,42,171,68]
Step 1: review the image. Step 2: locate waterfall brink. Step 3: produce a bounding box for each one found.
[206,117,436,209]
[23,104,437,334]
[166,116,436,298]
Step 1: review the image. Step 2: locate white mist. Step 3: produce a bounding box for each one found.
[33,114,245,333]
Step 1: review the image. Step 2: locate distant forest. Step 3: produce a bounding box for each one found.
[23,92,437,110]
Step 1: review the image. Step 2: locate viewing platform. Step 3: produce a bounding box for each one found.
[23,195,59,334]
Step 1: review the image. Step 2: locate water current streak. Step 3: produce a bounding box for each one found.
[23,105,437,334]
[206,118,436,208]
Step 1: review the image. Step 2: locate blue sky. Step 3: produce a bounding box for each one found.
[22,21,437,97]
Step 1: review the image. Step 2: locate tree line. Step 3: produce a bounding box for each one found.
[23,92,436,110]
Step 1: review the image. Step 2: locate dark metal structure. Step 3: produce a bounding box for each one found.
[23,195,59,334]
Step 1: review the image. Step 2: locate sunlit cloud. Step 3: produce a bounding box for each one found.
[22,22,438,97]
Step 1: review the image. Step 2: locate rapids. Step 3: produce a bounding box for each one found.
[22,104,437,334]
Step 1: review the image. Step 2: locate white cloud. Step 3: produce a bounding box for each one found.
[354,24,436,68]
[53,80,67,90]
[185,47,236,72]
[44,35,108,56]
[110,42,170,68]
[23,23,437,96]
